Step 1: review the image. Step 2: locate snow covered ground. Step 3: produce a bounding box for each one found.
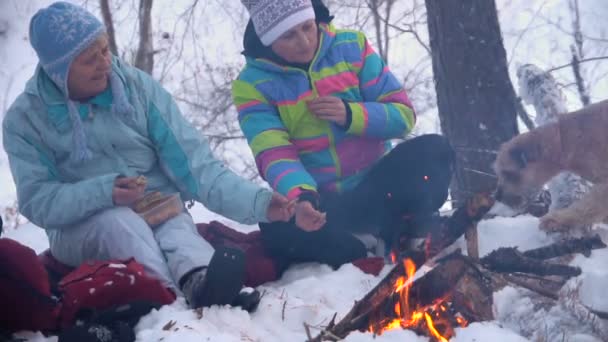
[6,210,608,342]
[3,0,608,341]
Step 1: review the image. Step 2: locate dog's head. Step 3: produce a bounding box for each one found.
[493,133,549,208]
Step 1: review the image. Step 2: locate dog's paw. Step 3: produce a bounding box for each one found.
[539,212,582,232]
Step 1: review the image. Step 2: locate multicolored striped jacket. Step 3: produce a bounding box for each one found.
[233,23,416,199]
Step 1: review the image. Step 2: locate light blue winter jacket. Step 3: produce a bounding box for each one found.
[2,57,272,230]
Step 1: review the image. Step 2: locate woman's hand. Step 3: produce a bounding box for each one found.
[112,176,146,206]
[294,201,326,232]
[307,96,348,126]
[266,192,296,222]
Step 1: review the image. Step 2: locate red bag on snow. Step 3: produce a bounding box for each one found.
[59,258,175,327]
[0,238,60,332]
[0,238,175,333]
[58,258,175,329]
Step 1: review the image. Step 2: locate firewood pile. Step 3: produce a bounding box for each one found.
[306,193,607,342]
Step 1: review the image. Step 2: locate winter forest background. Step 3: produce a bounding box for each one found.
[2,0,608,225]
[2,1,608,341]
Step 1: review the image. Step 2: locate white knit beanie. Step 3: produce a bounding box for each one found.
[241,0,315,46]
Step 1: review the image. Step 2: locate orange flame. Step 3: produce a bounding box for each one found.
[369,258,466,341]
[390,251,397,264]
[424,312,449,342]
[456,316,468,327]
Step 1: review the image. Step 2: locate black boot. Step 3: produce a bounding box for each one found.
[181,246,251,310]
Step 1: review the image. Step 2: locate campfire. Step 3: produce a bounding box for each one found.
[368,258,468,341]
[307,193,607,342]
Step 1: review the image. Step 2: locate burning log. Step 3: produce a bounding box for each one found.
[307,193,608,342]
[309,195,497,342]
[308,251,487,342]
[400,192,495,267]
[309,237,605,341]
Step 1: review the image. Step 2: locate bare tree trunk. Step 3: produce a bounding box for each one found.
[99,0,118,56]
[134,0,154,75]
[425,0,519,204]
[516,64,590,211]
[515,97,535,131]
[382,0,394,63]
[571,46,591,107]
[367,0,387,62]
[569,0,591,107]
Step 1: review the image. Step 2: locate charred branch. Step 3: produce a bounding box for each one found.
[481,247,582,277]
[498,273,567,300]
[522,234,606,260]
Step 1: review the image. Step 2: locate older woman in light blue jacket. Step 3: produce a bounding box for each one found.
[2,1,293,310]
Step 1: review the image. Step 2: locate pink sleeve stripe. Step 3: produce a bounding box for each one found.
[380,90,411,106]
[291,135,330,153]
[362,104,369,132]
[286,187,303,200]
[307,166,337,174]
[315,71,359,97]
[237,99,263,111]
[272,168,298,189]
[256,146,299,173]
[362,66,390,88]
[363,41,375,58]
[274,90,313,106]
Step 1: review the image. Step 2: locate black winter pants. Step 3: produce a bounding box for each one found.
[259,134,455,271]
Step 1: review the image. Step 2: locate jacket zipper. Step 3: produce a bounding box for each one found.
[301,33,343,179]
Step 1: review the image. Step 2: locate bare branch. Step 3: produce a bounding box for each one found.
[365,1,431,56]
[546,55,608,73]
[570,45,591,106]
[569,0,590,107]
[99,0,118,55]
[366,0,386,61]
[134,0,154,74]
[506,0,548,67]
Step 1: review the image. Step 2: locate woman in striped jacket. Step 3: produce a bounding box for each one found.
[233,0,455,270]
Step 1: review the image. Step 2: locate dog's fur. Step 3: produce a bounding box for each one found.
[493,100,608,232]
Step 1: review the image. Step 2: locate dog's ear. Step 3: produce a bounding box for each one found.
[509,142,541,169]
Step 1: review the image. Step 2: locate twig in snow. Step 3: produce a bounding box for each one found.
[281,300,287,321]
[304,322,313,341]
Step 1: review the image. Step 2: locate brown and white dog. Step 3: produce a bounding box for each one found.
[493,100,608,232]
